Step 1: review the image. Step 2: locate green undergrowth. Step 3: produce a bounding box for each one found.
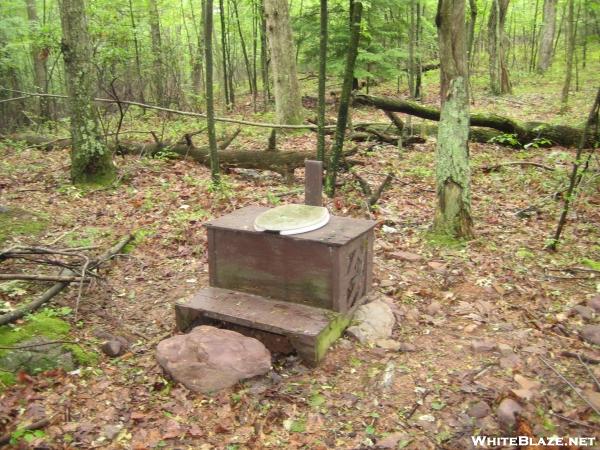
[63,226,113,247]
[0,207,48,244]
[423,231,468,249]
[0,309,98,388]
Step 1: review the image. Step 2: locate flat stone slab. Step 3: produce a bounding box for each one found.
[176,287,353,366]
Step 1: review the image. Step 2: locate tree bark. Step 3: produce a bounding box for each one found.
[560,0,575,111]
[487,0,512,94]
[435,0,473,239]
[316,0,328,161]
[324,2,362,196]
[537,0,558,73]
[59,0,115,185]
[204,0,220,184]
[25,0,49,120]
[467,0,478,65]
[148,0,165,105]
[263,0,303,124]
[219,0,231,108]
[354,93,596,148]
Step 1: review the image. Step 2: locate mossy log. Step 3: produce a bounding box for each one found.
[354,93,597,148]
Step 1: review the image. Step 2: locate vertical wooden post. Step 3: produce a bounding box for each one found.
[305,160,323,206]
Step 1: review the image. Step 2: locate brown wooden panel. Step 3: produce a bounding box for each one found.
[211,229,335,309]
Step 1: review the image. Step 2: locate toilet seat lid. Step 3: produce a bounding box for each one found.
[254,204,330,235]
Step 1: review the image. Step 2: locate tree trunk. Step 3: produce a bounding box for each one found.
[560,0,575,111]
[324,2,362,196]
[204,0,220,184]
[467,0,478,65]
[260,0,270,109]
[219,0,231,108]
[232,0,255,95]
[487,0,512,95]
[25,0,49,120]
[537,0,558,73]
[263,0,303,124]
[128,0,147,103]
[59,0,115,185]
[148,0,165,105]
[408,0,416,98]
[316,0,328,161]
[353,93,596,148]
[528,0,540,72]
[434,0,473,239]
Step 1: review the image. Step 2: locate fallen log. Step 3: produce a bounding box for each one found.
[3,133,359,176]
[354,93,597,148]
[119,141,308,176]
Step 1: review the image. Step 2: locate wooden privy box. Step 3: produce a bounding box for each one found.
[206,206,376,313]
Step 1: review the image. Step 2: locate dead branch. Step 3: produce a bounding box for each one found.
[547,87,600,250]
[540,356,600,416]
[480,161,556,172]
[0,340,79,350]
[0,88,387,131]
[0,234,134,326]
[0,274,89,283]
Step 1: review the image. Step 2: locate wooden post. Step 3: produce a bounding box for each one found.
[305,160,323,206]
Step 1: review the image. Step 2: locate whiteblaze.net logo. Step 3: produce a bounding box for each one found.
[471,436,597,447]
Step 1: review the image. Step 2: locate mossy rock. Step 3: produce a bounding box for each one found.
[0,310,98,388]
[0,207,48,244]
[0,337,75,374]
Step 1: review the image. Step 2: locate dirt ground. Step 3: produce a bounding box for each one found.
[1,84,599,449]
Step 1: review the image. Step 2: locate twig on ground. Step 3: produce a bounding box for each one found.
[479,161,555,172]
[548,411,597,430]
[0,274,90,283]
[0,340,79,350]
[540,356,600,416]
[560,351,600,365]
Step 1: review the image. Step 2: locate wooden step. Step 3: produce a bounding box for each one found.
[175,287,353,366]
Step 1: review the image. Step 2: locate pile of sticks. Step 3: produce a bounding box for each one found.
[0,234,133,325]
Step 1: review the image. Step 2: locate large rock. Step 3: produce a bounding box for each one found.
[156,326,271,393]
[346,300,396,343]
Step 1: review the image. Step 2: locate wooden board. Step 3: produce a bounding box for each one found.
[175,287,353,366]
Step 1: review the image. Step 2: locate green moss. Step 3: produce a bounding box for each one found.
[582,259,600,271]
[64,344,99,366]
[424,231,467,249]
[123,228,156,253]
[315,312,353,363]
[0,208,48,244]
[64,226,111,247]
[0,311,97,388]
[0,311,70,353]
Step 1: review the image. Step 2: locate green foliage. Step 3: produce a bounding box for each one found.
[10,428,46,446]
[488,133,521,147]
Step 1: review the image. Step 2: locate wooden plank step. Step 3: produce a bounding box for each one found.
[175,287,353,366]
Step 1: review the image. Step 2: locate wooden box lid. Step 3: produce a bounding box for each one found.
[205,205,377,247]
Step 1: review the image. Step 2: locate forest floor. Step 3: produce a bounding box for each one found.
[0,73,599,449]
